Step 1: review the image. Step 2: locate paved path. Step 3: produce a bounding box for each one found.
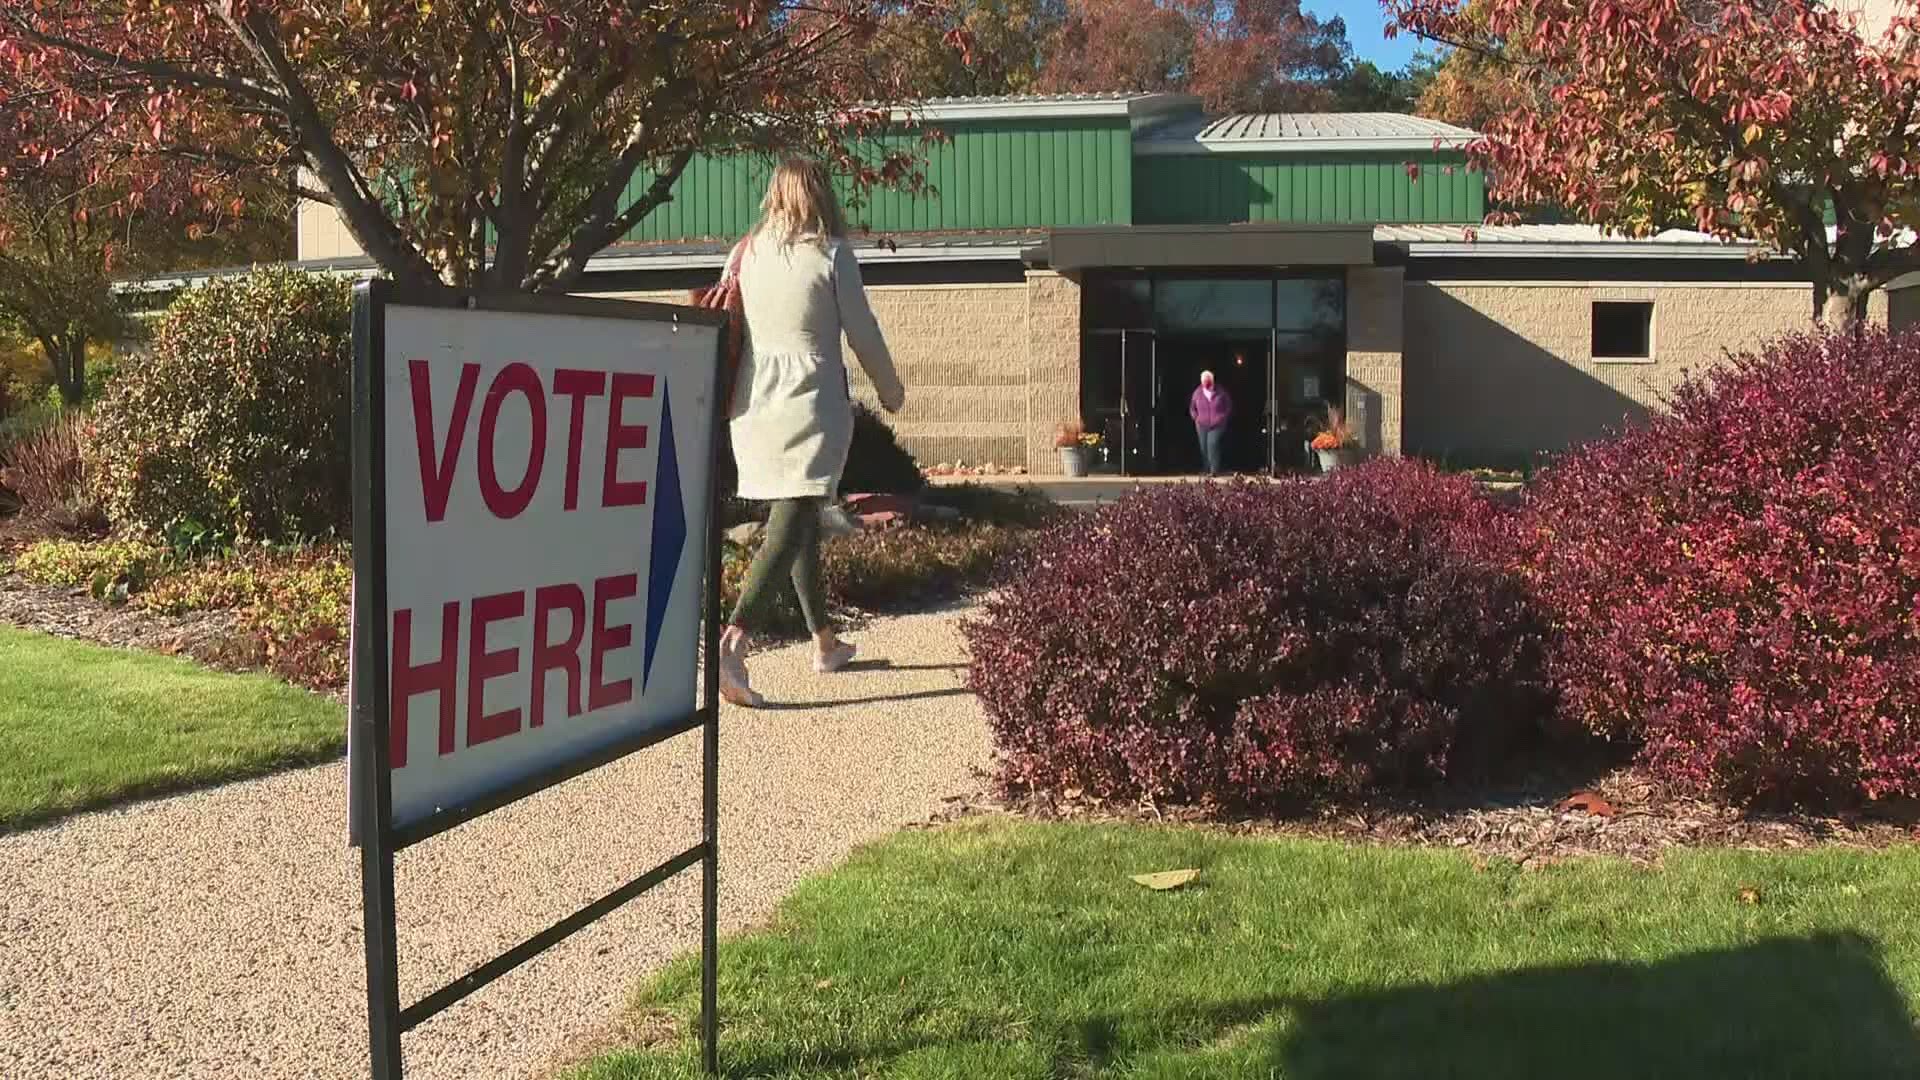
[0,607,991,1080]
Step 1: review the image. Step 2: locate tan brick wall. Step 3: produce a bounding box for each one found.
[1345,266,1405,456]
[865,284,1027,467]
[295,185,360,261]
[600,282,1032,470]
[1024,271,1082,475]
[1404,281,1888,463]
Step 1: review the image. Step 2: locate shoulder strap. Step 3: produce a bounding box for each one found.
[722,235,750,282]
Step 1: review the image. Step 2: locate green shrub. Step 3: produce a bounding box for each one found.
[841,402,925,495]
[85,267,352,542]
[10,537,170,602]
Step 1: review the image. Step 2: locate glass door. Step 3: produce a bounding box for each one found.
[1120,330,1157,475]
[1267,330,1280,476]
[1082,331,1124,474]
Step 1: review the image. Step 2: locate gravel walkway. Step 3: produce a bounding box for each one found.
[0,605,991,1080]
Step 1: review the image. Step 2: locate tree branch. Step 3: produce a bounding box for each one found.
[1,12,290,109]
[525,146,694,292]
[218,7,446,291]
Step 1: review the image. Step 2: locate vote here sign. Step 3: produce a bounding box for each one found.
[349,289,722,835]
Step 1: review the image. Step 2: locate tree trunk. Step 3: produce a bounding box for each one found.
[1817,276,1874,333]
[43,334,86,407]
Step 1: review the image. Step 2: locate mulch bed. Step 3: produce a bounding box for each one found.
[995,768,1920,866]
[0,570,265,676]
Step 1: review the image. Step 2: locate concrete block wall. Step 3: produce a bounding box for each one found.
[1402,280,1889,463]
[1344,266,1405,457]
[295,191,359,262]
[605,280,1038,471]
[863,284,1027,467]
[1023,271,1082,475]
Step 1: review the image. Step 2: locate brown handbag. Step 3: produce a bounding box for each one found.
[690,237,749,403]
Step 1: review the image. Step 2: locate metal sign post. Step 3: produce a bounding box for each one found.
[348,282,728,1079]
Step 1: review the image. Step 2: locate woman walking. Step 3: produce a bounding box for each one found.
[719,158,906,707]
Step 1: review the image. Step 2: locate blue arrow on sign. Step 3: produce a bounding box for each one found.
[642,382,687,690]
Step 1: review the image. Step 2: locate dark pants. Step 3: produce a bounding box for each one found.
[729,497,831,635]
[1197,424,1225,475]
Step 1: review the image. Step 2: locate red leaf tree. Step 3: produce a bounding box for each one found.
[1388,0,1920,326]
[1,1,967,296]
[0,83,283,404]
[1037,0,1352,112]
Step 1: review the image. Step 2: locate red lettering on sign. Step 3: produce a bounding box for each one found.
[530,584,586,728]
[590,573,638,710]
[552,368,607,511]
[390,602,461,767]
[466,591,525,746]
[410,361,480,523]
[603,373,655,508]
[477,362,548,520]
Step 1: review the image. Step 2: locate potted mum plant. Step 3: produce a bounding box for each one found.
[1055,422,1094,477]
[1309,405,1359,473]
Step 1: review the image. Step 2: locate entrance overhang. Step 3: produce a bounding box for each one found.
[1033,223,1376,270]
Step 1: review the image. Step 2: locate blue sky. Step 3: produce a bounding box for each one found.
[1304,0,1424,69]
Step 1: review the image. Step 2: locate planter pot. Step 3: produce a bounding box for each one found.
[1315,447,1359,474]
[1058,445,1091,478]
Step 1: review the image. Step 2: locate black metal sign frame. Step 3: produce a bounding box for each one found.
[350,281,728,1078]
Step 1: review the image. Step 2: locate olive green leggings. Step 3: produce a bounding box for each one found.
[728,497,830,635]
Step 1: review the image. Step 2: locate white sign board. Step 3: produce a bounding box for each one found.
[350,295,720,834]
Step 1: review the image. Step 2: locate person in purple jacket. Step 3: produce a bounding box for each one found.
[1189,369,1232,476]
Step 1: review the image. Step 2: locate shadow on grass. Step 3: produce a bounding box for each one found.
[1273,932,1920,1080]
[685,933,1918,1078]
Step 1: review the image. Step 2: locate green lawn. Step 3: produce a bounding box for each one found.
[580,820,1920,1079]
[0,625,344,830]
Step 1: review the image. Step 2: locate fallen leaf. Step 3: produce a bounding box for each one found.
[815,979,833,990]
[1738,886,1762,905]
[1131,869,1200,891]
[1557,792,1616,818]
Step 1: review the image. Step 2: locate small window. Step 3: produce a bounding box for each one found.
[1592,301,1654,360]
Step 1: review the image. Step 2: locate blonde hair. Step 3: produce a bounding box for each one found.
[755,157,847,245]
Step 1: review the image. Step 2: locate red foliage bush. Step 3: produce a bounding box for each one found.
[964,461,1549,806]
[0,413,86,522]
[1523,329,1920,806]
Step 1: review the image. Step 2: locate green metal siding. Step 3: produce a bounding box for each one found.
[621,118,1133,243]
[1133,152,1485,226]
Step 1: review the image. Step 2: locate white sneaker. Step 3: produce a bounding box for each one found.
[819,504,858,537]
[813,640,857,674]
[719,627,763,707]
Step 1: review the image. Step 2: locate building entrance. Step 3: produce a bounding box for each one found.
[1155,335,1270,474]
[1080,273,1346,476]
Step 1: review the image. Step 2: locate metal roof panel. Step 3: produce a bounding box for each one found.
[1136,112,1478,154]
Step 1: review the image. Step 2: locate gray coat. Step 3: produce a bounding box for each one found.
[730,233,906,500]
